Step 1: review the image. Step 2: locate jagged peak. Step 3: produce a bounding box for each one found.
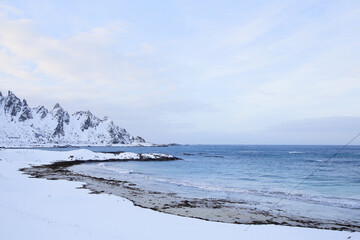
[0,91,2,97]
[3,90,22,116]
[74,110,93,116]
[134,136,146,143]
[18,100,33,122]
[51,102,70,125]
[22,99,28,106]
[34,105,48,119]
[53,103,62,110]
[6,91,20,101]
[73,111,102,124]
[8,90,17,98]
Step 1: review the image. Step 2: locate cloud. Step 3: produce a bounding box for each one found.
[0,4,22,16]
[0,9,163,106]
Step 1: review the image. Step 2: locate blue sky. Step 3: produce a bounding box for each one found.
[0,0,360,144]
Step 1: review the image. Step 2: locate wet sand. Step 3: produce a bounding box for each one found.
[20,159,360,232]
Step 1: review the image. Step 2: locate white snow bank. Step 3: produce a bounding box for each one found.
[0,148,176,166]
[0,149,358,240]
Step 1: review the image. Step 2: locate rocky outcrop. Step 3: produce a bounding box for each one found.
[35,106,48,119]
[134,136,146,143]
[19,100,33,122]
[51,103,70,137]
[4,91,22,118]
[74,111,101,131]
[107,121,133,144]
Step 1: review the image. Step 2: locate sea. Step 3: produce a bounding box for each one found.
[48,145,360,223]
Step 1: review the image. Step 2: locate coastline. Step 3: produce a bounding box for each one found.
[0,148,359,240]
[21,158,360,232]
[0,142,180,149]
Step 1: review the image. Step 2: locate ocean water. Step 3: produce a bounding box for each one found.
[66,145,360,223]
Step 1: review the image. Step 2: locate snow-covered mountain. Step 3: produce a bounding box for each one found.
[0,91,147,147]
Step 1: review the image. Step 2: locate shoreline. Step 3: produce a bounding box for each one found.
[0,143,181,149]
[21,158,360,232]
[1,148,359,240]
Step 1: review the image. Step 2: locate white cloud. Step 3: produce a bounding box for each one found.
[0,4,22,16]
[0,11,157,100]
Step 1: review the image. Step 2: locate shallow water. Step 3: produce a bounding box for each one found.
[65,145,360,223]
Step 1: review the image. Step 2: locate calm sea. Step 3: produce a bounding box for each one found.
[54,145,360,223]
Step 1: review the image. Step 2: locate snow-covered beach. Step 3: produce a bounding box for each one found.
[0,148,358,240]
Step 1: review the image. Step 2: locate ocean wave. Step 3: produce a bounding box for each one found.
[97,163,133,174]
[133,174,360,210]
[305,159,323,163]
[238,151,259,153]
[289,151,305,154]
[77,162,360,210]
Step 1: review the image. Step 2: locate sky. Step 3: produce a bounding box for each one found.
[0,0,360,144]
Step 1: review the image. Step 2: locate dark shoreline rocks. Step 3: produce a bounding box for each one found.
[21,154,181,171]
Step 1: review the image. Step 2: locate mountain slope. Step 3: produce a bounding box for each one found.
[0,91,147,147]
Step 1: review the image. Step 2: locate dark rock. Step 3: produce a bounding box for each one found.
[4,91,22,117]
[53,121,65,137]
[107,121,133,144]
[35,106,48,119]
[0,91,4,104]
[74,111,101,131]
[18,99,33,122]
[52,103,70,137]
[134,136,146,143]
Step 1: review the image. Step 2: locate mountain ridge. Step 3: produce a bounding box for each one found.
[0,90,148,147]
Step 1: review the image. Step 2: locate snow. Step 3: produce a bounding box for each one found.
[0,91,148,147]
[0,148,358,240]
[0,148,179,165]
